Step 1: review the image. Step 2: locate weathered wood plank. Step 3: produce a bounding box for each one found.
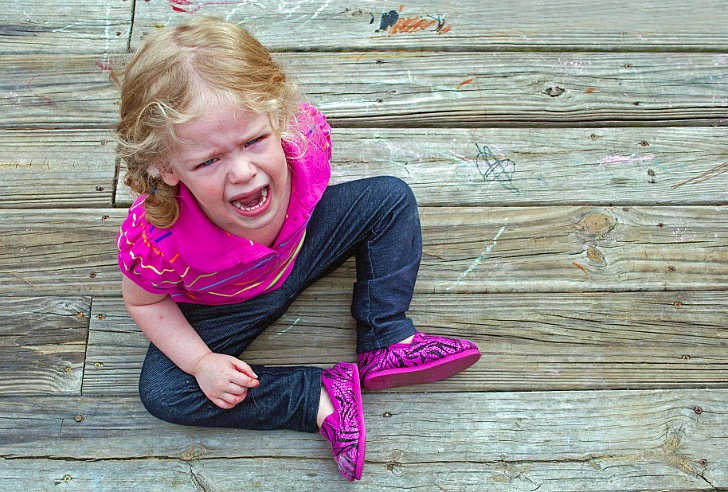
[0,390,725,489]
[3,52,728,129]
[0,454,720,492]
[1,206,726,296]
[0,130,116,208]
[0,54,116,130]
[0,209,118,296]
[116,127,728,208]
[132,0,728,52]
[296,51,728,127]
[83,291,728,395]
[417,205,728,294]
[0,297,89,395]
[0,0,131,54]
[3,126,723,209]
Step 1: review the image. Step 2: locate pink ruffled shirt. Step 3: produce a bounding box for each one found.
[117,104,332,305]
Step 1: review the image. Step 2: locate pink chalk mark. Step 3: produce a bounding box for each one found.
[167,0,239,13]
[27,74,53,106]
[449,151,473,162]
[96,61,113,71]
[169,0,200,13]
[599,154,655,169]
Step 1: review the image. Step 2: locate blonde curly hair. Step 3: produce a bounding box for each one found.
[112,17,301,228]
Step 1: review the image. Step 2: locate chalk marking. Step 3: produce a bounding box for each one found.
[27,75,53,106]
[447,220,508,290]
[672,228,697,243]
[310,0,332,19]
[270,317,300,339]
[599,154,655,170]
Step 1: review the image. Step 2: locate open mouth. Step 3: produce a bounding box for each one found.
[231,186,269,213]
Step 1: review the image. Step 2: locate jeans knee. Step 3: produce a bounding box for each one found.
[378,176,416,204]
[138,372,196,425]
[139,379,170,422]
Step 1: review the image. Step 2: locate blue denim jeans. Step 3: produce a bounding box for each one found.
[138,177,421,432]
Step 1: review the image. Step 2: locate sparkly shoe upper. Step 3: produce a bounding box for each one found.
[320,362,365,481]
[358,332,479,379]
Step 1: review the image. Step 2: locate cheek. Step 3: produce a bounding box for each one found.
[191,178,224,199]
[269,150,290,184]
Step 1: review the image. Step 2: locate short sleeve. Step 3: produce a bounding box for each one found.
[116,199,183,295]
[303,103,332,162]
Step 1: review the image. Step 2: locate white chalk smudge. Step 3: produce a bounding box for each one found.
[599,154,655,170]
[447,220,508,290]
[270,316,300,339]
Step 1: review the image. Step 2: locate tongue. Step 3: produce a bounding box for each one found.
[239,193,261,207]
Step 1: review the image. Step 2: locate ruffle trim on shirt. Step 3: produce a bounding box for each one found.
[117,199,183,294]
[285,103,332,216]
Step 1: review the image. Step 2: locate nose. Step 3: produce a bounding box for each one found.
[226,150,257,183]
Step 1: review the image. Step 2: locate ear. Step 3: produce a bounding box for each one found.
[159,167,180,187]
[150,162,180,186]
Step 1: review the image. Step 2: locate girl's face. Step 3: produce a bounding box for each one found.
[160,102,291,247]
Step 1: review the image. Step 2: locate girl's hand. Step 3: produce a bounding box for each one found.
[191,352,260,409]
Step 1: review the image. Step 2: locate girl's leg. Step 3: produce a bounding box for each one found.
[286,176,421,353]
[138,177,417,431]
[138,177,459,432]
[139,285,323,432]
[290,176,480,390]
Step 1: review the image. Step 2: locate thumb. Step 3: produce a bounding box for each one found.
[231,358,259,382]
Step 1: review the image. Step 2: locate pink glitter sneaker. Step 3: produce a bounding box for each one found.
[358,332,481,390]
[320,362,366,481]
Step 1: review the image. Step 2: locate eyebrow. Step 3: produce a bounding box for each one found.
[177,118,270,166]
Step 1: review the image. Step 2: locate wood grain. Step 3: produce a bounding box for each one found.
[81,291,728,395]
[0,390,724,490]
[2,0,727,488]
[131,0,728,52]
[0,297,89,394]
[0,0,131,54]
[2,206,726,296]
[3,52,728,129]
[115,127,728,208]
[0,129,116,208]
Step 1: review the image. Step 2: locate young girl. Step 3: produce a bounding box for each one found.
[114,16,480,482]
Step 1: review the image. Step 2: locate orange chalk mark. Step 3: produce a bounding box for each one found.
[457,78,474,89]
[572,261,587,274]
[585,87,597,93]
[437,24,452,34]
[389,17,437,36]
[399,4,404,12]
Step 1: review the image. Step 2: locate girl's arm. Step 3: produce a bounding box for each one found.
[122,275,259,409]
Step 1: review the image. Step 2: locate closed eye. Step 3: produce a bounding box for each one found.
[245,135,264,147]
[196,157,219,169]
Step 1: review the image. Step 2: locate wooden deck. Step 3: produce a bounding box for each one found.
[2,1,727,490]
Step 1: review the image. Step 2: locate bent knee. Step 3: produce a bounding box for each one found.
[138,373,201,425]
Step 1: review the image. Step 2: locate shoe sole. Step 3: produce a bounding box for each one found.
[361,349,481,391]
[351,364,366,481]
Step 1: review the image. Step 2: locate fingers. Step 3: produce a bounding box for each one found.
[198,356,261,409]
[230,358,259,382]
[229,369,260,389]
[212,387,249,409]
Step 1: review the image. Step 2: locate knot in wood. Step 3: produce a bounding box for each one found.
[575,213,615,235]
[180,444,211,461]
[544,86,566,97]
[586,246,606,266]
